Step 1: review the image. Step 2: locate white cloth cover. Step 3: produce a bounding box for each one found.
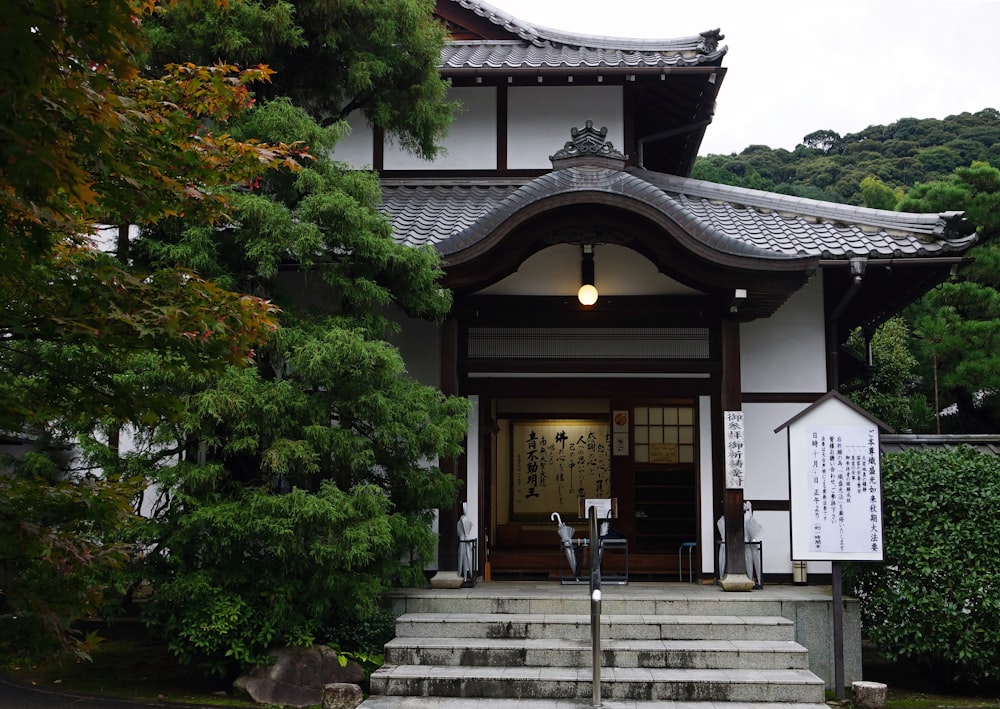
[717,508,764,583]
[457,513,475,579]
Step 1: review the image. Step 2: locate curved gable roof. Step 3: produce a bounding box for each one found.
[380,157,975,322]
[416,167,807,265]
[380,169,975,263]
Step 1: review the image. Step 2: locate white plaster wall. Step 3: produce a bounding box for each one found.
[507,86,623,170]
[384,87,497,170]
[477,244,702,297]
[331,111,375,169]
[742,402,810,501]
[464,395,480,547]
[754,510,792,576]
[741,274,827,394]
[698,395,716,574]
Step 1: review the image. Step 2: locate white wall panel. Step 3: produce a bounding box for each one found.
[478,244,701,297]
[741,275,827,393]
[698,395,716,574]
[507,87,623,169]
[384,87,497,170]
[331,111,375,169]
[742,402,810,501]
[754,510,792,575]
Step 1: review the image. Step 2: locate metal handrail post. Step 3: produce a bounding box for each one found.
[589,505,602,707]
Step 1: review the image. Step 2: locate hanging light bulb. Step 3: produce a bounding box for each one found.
[578,245,598,306]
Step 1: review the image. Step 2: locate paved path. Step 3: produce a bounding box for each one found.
[0,675,216,709]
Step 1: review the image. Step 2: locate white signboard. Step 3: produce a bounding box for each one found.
[584,498,613,520]
[791,425,884,560]
[724,410,745,489]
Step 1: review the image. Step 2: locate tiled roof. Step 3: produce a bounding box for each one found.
[635,170,976,259]
[380,183,519,247]
[379,169,976,261]
[880,435,1000,457]
[441,0,726,70]
[441,40,724,71]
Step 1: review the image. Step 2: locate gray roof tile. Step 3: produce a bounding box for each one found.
[379,169,976,262]
[441,41,723,70]
[441,0,726,70]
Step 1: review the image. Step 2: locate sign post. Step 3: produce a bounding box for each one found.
[776,391,890,698]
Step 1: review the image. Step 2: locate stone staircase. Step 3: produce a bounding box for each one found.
[361,583,829,708]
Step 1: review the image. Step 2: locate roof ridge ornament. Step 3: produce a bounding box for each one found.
[549,120,628,170]
[698,29,724,54]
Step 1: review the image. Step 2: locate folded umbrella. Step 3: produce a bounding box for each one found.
[551,512,577,577]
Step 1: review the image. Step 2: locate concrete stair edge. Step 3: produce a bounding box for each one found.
[370,666,826,703]
[360,699,829,709]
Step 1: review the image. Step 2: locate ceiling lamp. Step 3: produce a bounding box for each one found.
[578,245,598,306]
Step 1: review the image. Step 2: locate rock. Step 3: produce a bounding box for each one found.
[323,682,363,709]
[233,645,365,708]
[429,570,464,589]
[719,572,755,592]
[852,680,887,709]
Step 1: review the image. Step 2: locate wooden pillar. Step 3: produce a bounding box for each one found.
[437,317,460,571]
[720,318,753,591]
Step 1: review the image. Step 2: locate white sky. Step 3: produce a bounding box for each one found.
[487,0,1000,156]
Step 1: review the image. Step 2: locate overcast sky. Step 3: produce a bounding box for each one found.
[486,0,1000,156]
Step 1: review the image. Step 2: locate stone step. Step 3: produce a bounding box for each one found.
[393,613,796,642]
[369,666,826,703]
[391,592,787,618]
[360,699,829,709]
[385,637,809,670]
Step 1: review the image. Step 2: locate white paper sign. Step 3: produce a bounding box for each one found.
[724,410,745,488]
[585,498,613,520]
[794,425,884,560]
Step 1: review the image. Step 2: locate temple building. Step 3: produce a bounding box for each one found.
[334,0,976,584]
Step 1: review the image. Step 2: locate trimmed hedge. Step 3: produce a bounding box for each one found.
[847,446,1000,684]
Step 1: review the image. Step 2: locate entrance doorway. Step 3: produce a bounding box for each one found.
[484,397,699,579]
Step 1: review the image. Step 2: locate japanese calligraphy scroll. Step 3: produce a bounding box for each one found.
[511,420,610,519]
[791,425,884,560]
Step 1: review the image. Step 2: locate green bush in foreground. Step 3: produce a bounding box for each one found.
[847,447,1000,684]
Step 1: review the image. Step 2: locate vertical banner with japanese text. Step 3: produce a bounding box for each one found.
[724,410,745,489]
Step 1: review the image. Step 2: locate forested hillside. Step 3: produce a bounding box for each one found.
[693,108,1000,206]
[692,108,1000,434]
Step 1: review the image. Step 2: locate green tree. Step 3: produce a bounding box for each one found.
[801,129,842,154]
[125,2,471,676]
[0,0,305,662]
[899,162,1000,432]
[143,0,455,158]
[695,109,1000,208]
[844,317,932,432]
[858,176,902,210]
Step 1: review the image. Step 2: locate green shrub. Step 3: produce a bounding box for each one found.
[846,447,1000,684]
